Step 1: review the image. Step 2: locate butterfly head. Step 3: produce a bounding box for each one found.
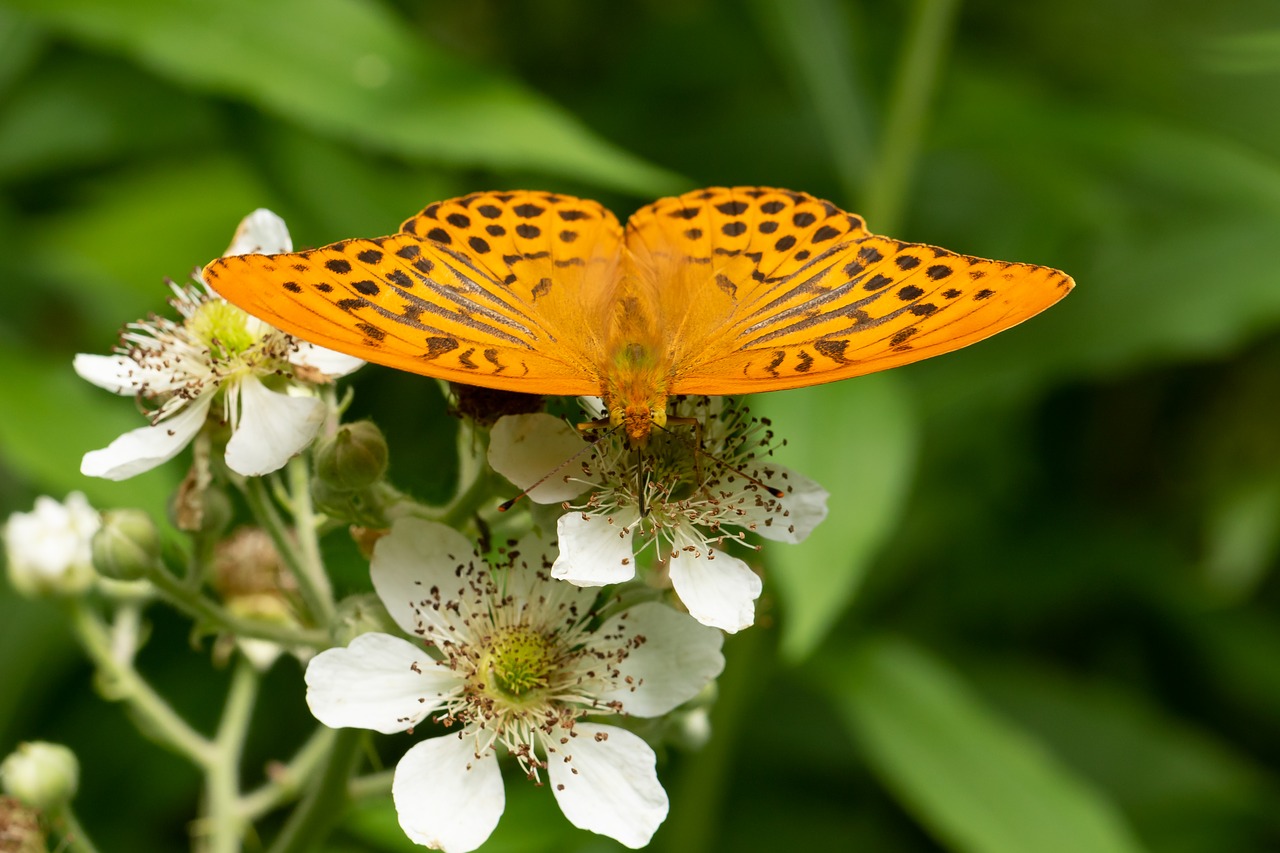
[610,402,666,447]
[604,341,672,446]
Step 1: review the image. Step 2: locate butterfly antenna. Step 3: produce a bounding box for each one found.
[497,427,608,512]
[654,421,786,499]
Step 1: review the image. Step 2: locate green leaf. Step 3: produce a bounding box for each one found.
[826,636,1148,853]
[10,0,684,196]
[753,375,917,662]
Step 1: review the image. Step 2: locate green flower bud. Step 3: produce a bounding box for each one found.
[331,593,398,646]
[314,421,388,492]
[91,509,161,581]
[1,742,78,810]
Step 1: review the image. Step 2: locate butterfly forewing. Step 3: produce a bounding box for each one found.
[204,191,631,395]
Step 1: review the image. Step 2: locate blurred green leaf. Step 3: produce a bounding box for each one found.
[970,660,1276,851]
[748,0,875,204]
[827,636,1147,853]
[1200,474,1280,603]
[0,6,43,96]
[0,343,178,515]
[0,52,215,181]
[754,376,917,662]
[9,0,684,196]
[21,155,272,344]
[1204,31,1280,74]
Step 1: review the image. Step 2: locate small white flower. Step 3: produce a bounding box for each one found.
[305,518,724,852]
[75,210,364,481]
[489,398,829,633]
[3,493,99,596]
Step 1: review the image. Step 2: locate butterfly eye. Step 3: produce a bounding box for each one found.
[651,408,668,429]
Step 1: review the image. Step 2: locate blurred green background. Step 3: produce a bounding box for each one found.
[3,0,1280,850]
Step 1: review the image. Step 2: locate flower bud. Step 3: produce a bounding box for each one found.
[1,742,78,810]
[331,593,398,645]
[3,494,98,597]
[91,509,161,581]
[314,421,388,492]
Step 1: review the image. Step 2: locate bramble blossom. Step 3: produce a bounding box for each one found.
[305,518,724,851]
[75,210,363,480]
[488,397,828,632]
[3,492,100,596]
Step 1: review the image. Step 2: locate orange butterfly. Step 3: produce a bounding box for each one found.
[203,187,1072,444]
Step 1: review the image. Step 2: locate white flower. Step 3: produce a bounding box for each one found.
[75,210,364,481]
[488,398,829,633]
[3,493,99,596]
[305,518,724,852]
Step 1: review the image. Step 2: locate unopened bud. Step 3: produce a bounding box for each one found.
[332,593,398,645]
[1,742,78,810]
[314,421,388,492]
[91,509,161,581]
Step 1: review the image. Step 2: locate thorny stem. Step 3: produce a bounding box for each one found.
[265,729,363,853]
[66,600,213,766]
[237,727,337,821]
[142,558,329,647]
[242,475,332,628]
[863,0,961,232]
[52,805,103,853]
[285,455,335,624]
[200,659,260,853]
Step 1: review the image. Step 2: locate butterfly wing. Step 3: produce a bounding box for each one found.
[204,191,624,395]
[623,186,1073,393]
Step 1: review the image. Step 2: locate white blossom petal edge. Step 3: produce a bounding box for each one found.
[75,209,362,480]
[304,517,723,850]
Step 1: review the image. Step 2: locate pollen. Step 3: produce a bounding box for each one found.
[188,300,257,359]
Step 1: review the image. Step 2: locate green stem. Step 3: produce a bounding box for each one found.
[237,727,337,821]
[142,562,329,647]
[266,729,363,853]
[863,0,962,232]
[439,466,503,530]
[286,456,335,624]
[54,806,103,853]
[243,476,332,627]
[348,768,394,801]
[66,601,212,765]
[660,626,771,851]
[201,660,259,853]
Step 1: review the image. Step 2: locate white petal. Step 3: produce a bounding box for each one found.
[748,465,830,544]
[73,354,143,396]
[80,394,212,480]
[288,342,364,377]
[393,737,504,853]
[552,511,638,587]
[487,414,598,504]
[501,527,599,621]
[592,602,724,717]
[546,722,668,849]
[371,518,480,637]
[223,208,292,256]
[667,546,761,633]
[223,377,325,476]
[305,633,456,734]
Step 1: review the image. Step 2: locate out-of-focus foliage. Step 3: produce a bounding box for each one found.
[1,0,1278,850]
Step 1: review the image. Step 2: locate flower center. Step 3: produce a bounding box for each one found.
[188,300,257,361]
[483,626,555,699]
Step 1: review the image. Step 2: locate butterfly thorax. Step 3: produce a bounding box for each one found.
[604,341,670,446]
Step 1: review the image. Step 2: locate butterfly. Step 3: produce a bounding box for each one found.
[203,187,1073,444]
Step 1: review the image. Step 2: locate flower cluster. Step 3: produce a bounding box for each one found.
[489,397,829,632]
[307,518,724,851]
[74,210,362,481]
[4,208,830,853]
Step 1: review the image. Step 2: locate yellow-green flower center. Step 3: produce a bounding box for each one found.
[484,626,555,698]
[189,300,257,360]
